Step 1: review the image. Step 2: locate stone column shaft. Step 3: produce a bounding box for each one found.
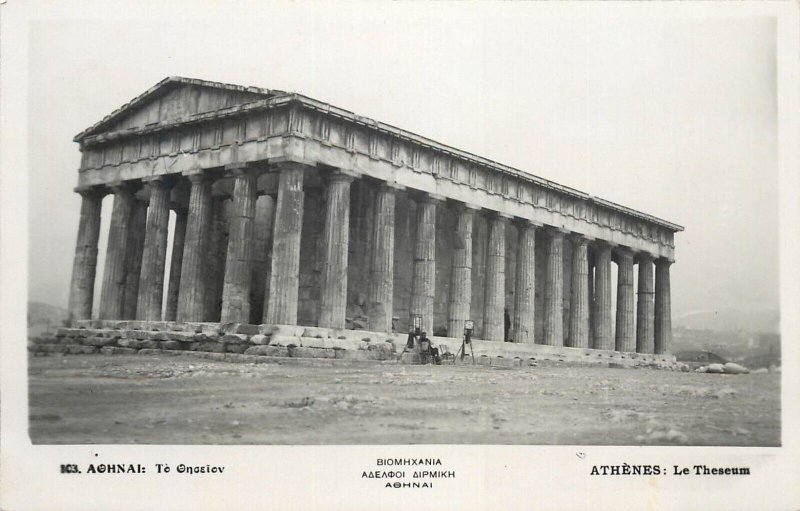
[447,205,475,338]
[410,196,439,335]
[122,201,147,320]
[592,243,613,350]
[221,171,258,323]
[319,173,353,329]
[68,190,104,321]
[137,179,172,321]
[568,236,590,348]
[513,222,537,344]
[164,208,187,322]
[543,231,565,346]
[615,249,636,352]
[483,215,507,341]
[204,197,229,321]
[367,184,397,333]
[99,186,135,320]
[265,164,305,325]
[636,255,655,353]
[250,195,275,325]
[177,175,213,322]
[654,259,673,355]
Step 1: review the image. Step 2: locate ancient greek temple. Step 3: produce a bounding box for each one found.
[66,77,682,363]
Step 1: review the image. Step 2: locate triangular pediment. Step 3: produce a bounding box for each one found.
[74,77,280,141]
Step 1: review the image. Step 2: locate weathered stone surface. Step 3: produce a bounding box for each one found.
[367,184,397,333]
[66,345,98,354]
[654,259,672,355]
[567,235,589,348]
[636,255,655,354]
[250,195,275,324]
[265,164,305,325]
[100,346,138,355]
[164,208,187,322]
[319,173,353,329]
[137,178,172,321]
[268,334,302,347]
[204,196,230,321]
[483,215,507,342]
[198,342,226,353]
[221,171,257,323]
[410,195,439,335]
[614,248,635,352]
[236,324,261,335]
[159,340,184,350]
[68,189,104,320]
[225,344,248,354]
[221,333,249,343]
[250,334,270,345]
[513,221,536,344]
[118,339,159,349]
[543,231,565,346]
[177,174,213,322]
[99,186,135,320]
[288,346,336,358]
[592,243,613,350]
[122,200,147,320]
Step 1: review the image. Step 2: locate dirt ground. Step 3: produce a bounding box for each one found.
[28,354,780,446]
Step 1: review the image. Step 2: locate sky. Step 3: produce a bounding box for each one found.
[25,2,778,320]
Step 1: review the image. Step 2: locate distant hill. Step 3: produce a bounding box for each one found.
[28,301,69,336]
[674,308,779,334]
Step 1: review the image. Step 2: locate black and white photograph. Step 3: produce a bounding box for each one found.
[2,1,799,510]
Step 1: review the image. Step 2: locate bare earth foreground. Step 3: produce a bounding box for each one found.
[29,355,780,445]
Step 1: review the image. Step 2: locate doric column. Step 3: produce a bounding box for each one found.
[319,171,354,329]
[410,194,441,335]
[99,184,135,320]
[636,254,655,354]
[447,204,475,338]
[265,163,306,325]
[122,200,147,320]
[177,174,213,322]
[164,206,187,322]
[513,220,537,344]
[568,235,590,348]
[367,183,398,332]
[542,229,565,346]
[136,177,172,321]
[654,259,673,355]
[591,242,613,350]
[68,188,104,321]
[221,169,258,323]
[614,247,636,352]
[587,251,595,348]
[204,196,229,321]
[483,213,508,341]
[250,195,275,325]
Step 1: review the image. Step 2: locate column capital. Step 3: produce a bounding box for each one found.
[378,181,406,192]
[74,185,107,199]
[183,171,208,184]
[569,232,591,245]
[592,239,616,250]
[328,169,357,184]
[273,161,310,173]
[544,226,569,238]
[108,181,136,194]
[636,252,655,264]
[486,210,513,222]
[655,257,674,266]
[515,217,543,228]
[614,245,635,259]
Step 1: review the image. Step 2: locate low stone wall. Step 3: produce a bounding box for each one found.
[28,320,676,370]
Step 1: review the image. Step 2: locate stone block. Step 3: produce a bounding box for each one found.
[200,323,222,336]
[302,327,330,339]
[150,331,171,341]
[225,344,248,354]
[219,322,239,334]
[222,333,249,343]
[99,346,138,355]
[66,345,98,354]
[159,340,184,351]
[269,334,302,347]
[236,324,261,335]
[288,346,335,359]
[85,335,118,347]
[298,336,327,349]
[168,331,196,342]
[250,334,270,345]
[259,324,305,337]
[477,355,491,366]
[198,342,226,353]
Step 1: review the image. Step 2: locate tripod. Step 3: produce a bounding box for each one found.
[452,332,475,365]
